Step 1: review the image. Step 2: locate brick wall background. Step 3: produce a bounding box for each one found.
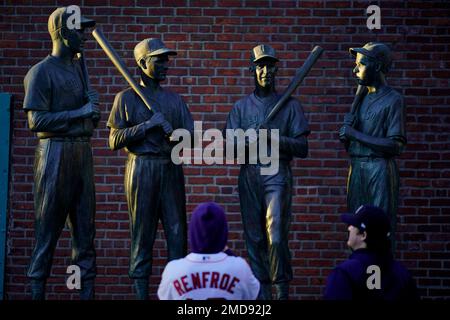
[1,0,449,300]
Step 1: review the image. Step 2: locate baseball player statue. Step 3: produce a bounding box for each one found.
[23,6,98,300]
[339,43,407,251]
[225,45,310,299]
[157,202,260,300]
[107,38,194,299]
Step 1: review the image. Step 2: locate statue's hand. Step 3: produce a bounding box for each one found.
[160,120,173,135]
[75,102,100,119]
[144,112,165,131]
[87,89,99,106]
[144,113,173,135]
[339,125,355,141]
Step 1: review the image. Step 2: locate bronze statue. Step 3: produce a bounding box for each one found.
[107,38,194,300]
[225,45,310,299]
[23,6,98,300]
[339,42,407,251]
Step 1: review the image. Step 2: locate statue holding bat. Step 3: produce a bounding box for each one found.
[339,43,407,251]
[23,6,98,300]
[225,44,322,299]
[94,31,194,300]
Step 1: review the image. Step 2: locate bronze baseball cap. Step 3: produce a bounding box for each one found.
[134,38,177,63]
[48,6,95,34]
[251,44,279,63]
[349,42,392,72]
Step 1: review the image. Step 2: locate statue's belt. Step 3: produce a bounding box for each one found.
[42,136,90,142]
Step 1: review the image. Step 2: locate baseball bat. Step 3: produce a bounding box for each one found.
[350,84,367,116]
[92,28,169,131]
[77,52,91,92]
[77,51,100,124]
[340,84,367,143]
[261,45,324,126]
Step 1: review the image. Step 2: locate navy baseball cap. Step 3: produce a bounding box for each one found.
[341,205,391,239]
[189,202,228,254]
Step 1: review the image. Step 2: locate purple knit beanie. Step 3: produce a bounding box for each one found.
[189,202,228,254]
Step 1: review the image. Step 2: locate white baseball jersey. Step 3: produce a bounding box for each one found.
[157,252,260,300]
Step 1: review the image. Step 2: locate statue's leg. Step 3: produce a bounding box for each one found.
[347,160,366,213]
[263,163,293,300]
[125,155,161,299]
[366,159,398,252]
[27,140,70,300]
[238,166,272,299]
[387,160,399,253]
[67,141,96,300]
[160,163,187,261]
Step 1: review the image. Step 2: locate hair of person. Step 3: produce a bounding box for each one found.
[360,228,393,261]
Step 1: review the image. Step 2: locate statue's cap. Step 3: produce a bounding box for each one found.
[134,38,177,63]
[48,6,95,35]
[349,42,392,73]
[251,44,279,63]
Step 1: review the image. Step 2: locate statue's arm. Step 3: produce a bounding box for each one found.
[340,125,405,156]
[277,134,308,158]
[27,110,71,132]
[108,124,147,151]
[276,99,309,158]
[345,128,405,156]
[27,103,98,133]
[340,96,406,157]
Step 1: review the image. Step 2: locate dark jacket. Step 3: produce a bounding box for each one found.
[324,248,419,300]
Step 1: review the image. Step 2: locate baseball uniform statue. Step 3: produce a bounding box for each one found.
[158,202,260,300]
[339,43,407,251]
[225,45,310,299]
[107,38,194,300]
[23,6,98,300]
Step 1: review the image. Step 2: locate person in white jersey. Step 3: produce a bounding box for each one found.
[157,202,260,300]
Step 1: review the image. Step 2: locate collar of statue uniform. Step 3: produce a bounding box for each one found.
[252,92,278,119]
[47,55,78,74]
[139,79,163,94]
[253,91,277,104]
[253,92,278,122]
[366,85,392,105]
[140,80,164,100]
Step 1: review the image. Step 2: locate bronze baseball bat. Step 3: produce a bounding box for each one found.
[77,51,100,124]
[261,45,324,126]
[340,84,367,143]
[350,84,367,116]
[77,52,91,92]
[92,28,164,124]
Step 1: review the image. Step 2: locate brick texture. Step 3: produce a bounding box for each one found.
[1,0,449,300]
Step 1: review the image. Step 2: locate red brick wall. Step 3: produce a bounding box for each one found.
[2,0,449,300]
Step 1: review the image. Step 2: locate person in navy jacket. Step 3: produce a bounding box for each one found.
[324,205,419,300]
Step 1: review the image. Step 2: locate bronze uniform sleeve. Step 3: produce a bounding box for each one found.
[107,91,147,151]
